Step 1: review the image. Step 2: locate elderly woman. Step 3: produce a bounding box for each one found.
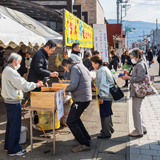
[91,55,115,139]
[1,53,43,156]
[121,48,147,137]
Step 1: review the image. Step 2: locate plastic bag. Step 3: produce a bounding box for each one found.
[55,53,63,68]
[37,110,60,130]
[111,66,118,78]
[122,63,132,72]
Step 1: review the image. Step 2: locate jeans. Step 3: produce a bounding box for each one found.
[4,103,22,154]
[149,61,152,66]
[67,101,91,147]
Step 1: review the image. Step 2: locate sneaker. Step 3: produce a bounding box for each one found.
[8,150,26,156]
[71,145,91,153]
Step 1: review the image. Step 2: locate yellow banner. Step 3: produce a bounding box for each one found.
[65,10,93,48]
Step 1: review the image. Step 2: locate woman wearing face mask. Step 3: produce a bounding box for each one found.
[1,53,43,156]
[121,48,147,137]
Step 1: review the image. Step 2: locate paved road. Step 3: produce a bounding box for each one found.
[129,57,160,160]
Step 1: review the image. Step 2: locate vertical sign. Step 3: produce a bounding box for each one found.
[56,89,64,120]
[93,24,109,62]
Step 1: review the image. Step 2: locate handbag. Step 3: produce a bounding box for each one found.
[133,64,156,98]
[110,77,124,101]
[151,59,154,63]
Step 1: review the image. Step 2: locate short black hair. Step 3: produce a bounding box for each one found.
[0,47,4,51]
[26,52,31,55]
[43,40,57,49]
[92,50,99,56]
[72,43,80,50]
[62,58,74,67]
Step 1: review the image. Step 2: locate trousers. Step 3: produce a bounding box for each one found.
[67,101,91,147]
[4,103,22,154]
[132,97,146,135]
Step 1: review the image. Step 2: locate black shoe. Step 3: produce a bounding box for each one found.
[111,129,114,134]
[97,135,111,139]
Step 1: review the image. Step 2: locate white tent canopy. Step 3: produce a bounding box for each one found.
[0,6,63,48]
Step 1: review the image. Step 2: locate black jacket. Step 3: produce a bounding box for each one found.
[83,58,93,71]
[147,51,153,61]
[109,55,119,71]
[157,52,160,63]
[17,50,27,76]
[28,48,51,83]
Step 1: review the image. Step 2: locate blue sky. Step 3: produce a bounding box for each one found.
[99,0,160,23]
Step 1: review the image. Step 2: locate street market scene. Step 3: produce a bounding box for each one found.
[1,0,160,160]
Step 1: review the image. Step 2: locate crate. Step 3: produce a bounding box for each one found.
[30,87,63,108]
[52,81,70,91]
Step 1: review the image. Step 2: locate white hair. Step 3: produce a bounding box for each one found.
[7,52,22,63]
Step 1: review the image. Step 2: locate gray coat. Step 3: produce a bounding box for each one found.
[65,63,92,102]
[130,59,147,97]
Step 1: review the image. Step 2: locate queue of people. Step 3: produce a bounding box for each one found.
[1,39,157,156]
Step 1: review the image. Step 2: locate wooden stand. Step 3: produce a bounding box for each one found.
[25,106,56,156]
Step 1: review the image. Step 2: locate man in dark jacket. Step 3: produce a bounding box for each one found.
[147,49,153,68]
[83,51,93,71]
[62,58,92,153]
[17,45,27,76]
[28,40,59,91]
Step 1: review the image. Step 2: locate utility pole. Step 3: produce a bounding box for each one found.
[117,0,120,24]
[156,19,158,48]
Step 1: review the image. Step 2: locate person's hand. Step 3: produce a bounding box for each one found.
[44,82,48,87]
[26,73,28,76]
[99,99,104,104]
[50,72,59,77]
[123,69,129,75]
[64,91,69,95]
[27,67,30,70]
[37,81,44,87]
[121,74,130,80]
[125,59,128,63]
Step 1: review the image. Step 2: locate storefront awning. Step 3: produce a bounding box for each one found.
[0,5,63,48]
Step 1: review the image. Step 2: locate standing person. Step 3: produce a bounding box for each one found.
[92,50,100,56]
[108,49,119,71]
[28,40,59,124]
[1,53,43,156]
[70,43,82,63]
[122,50,132,87]
[28,40,59,91]
[25,52,32,79]
[147,48,153,68]
[121,48,147,137]
[157,50,160,76]
[83,51,93,71]
[90,55,114,139]
[17,45,27,77]
[61,58,92,152]
[0,47,6,73]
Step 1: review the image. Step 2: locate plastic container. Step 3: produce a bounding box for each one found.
[19,126,28,144]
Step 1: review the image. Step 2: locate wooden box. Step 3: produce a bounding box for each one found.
[30,87,63,108]
[52,81,70,91]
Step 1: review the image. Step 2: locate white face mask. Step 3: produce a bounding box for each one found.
[131,58,137,64]
[15,63,21,70]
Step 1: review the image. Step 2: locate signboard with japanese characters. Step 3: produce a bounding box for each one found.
[56,89,64,120]
[93,24,109,63]
[64,9,93,48]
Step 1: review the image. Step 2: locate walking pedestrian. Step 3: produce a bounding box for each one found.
[157,50,160,76]
[108,49,119,71]
[121,48,147,137]
[1,53,43,156]
[147,48,153,68]
[62,58,92,152]
[91,55,115,139]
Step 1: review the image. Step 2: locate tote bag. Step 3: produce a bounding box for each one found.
[133,65,156,98]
